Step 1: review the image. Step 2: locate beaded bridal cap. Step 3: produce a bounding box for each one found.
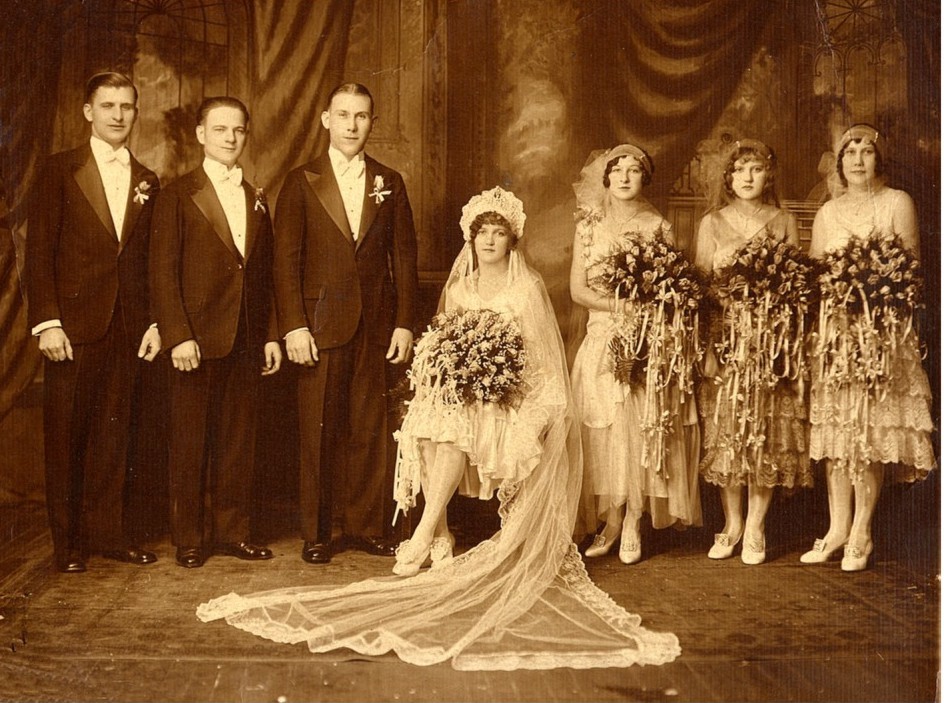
[459,186,527,241]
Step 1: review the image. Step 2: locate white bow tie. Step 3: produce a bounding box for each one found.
[337,159,365,180]
[218,166,243,187]
[102,147,130,166]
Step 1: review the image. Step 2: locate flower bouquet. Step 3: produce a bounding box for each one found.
[812,232,925,472]
[589,231,706,480]
[406,308,528,410]
[709,229,820,468]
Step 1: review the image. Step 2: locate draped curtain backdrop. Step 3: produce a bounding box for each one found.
[575,0,772,195]
[0,1,68,422]
[246,1,353,199]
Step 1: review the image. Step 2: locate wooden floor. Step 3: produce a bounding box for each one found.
[0,483,938,703]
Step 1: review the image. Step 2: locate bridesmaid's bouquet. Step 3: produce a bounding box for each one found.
[709,229,819,465]
[407,308,528,409]
[589,231,705,480]
[813,231,924,395]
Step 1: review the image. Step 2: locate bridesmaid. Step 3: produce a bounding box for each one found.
[802,125,935,571]
[694,139,812,565]
[570,144,702,565]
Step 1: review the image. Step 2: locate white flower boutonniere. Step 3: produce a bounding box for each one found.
[369,175,392,205]
[254,187,268,213]
[133,181,152,205]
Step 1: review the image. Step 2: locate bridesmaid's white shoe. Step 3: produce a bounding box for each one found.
[707,528,743,560]
[585,526,619,558]
[618,517,642,565]
[740,536,766,565]
[840,541,873,572]
[800,536,846,564]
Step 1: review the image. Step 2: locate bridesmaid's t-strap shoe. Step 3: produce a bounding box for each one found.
[800,536,846,564]
[840,541,873,572]
[707,529,743,560]
[392,539,431,577]
[429,533,456,571]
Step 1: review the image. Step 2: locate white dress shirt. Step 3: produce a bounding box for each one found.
[203,158,247,257]
[90,135,131,240]
[329,146,365,239]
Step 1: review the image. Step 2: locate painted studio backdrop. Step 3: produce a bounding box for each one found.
[0,0,939,519]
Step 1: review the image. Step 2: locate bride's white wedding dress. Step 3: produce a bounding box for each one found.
[196,247,680,671]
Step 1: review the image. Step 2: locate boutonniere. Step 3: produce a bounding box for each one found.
[369,175,392,204]
[254,187,267,213]
[133,180,153,205]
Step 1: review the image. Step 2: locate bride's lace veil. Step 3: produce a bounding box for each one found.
[196,187,680,671]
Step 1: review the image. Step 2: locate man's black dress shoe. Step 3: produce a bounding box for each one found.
[102,546,157,565]
[301,541,332,564]
[216,542,273,560]
[175,546,205,568]
[55,553,87,573]
[344,535,397,557]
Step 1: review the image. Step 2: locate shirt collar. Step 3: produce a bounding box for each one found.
[202,157,240,183]
[90,135,129,164]
[328,146,364,174]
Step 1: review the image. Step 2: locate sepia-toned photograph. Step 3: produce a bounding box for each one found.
[0,1,938,701]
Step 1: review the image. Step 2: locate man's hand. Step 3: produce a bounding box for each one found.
[171,339,201,372]
[38,327,73,362]
[386,327,413,364]
[138,326,161,361]
[262,341,283,376]
[286,328,318,366]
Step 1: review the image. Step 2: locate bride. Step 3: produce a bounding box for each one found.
[197,187,680,671]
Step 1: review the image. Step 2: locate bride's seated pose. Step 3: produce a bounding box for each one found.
[197,187,680,671]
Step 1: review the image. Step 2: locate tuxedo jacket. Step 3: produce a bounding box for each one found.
[272,153,418,349]
[149,166,278,360]
[25,144,158,344]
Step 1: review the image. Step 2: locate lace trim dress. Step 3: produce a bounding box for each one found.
[197,255,681,671]
[570,208,702,528]
[809,188,936,482]
[696,209,813,489]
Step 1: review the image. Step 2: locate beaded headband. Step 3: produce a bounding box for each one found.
[459,186,526,241]
[838,124,881,151]
[728,138,774,163]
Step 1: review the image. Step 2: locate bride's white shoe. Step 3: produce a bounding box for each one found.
[585,530,618,558]
[430,533,456,571]
[392,538,432,577]
[618,516,642,565]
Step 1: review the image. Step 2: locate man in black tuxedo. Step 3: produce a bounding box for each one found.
[273,82,418,564]
[26,72,161,572]
[150,97,282,568]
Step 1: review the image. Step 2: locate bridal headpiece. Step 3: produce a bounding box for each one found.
[459,186,526,241]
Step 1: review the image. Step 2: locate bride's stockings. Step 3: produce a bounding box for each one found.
[411,441,466,549]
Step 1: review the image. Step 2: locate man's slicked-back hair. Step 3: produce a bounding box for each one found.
[326,82,374,115]
[84,72,138,105]
[196,96,250,126]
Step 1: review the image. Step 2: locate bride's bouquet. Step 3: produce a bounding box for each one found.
[589,231,705,480]
[407,308,528,410]
[813,232,925,471]
[709,229,820,464]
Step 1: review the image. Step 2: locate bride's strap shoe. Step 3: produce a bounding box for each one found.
[840,541,873,572]
[800,536,846,564]
[707,528,743,560]
[429,533,456,571]
[392,538,431,577]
